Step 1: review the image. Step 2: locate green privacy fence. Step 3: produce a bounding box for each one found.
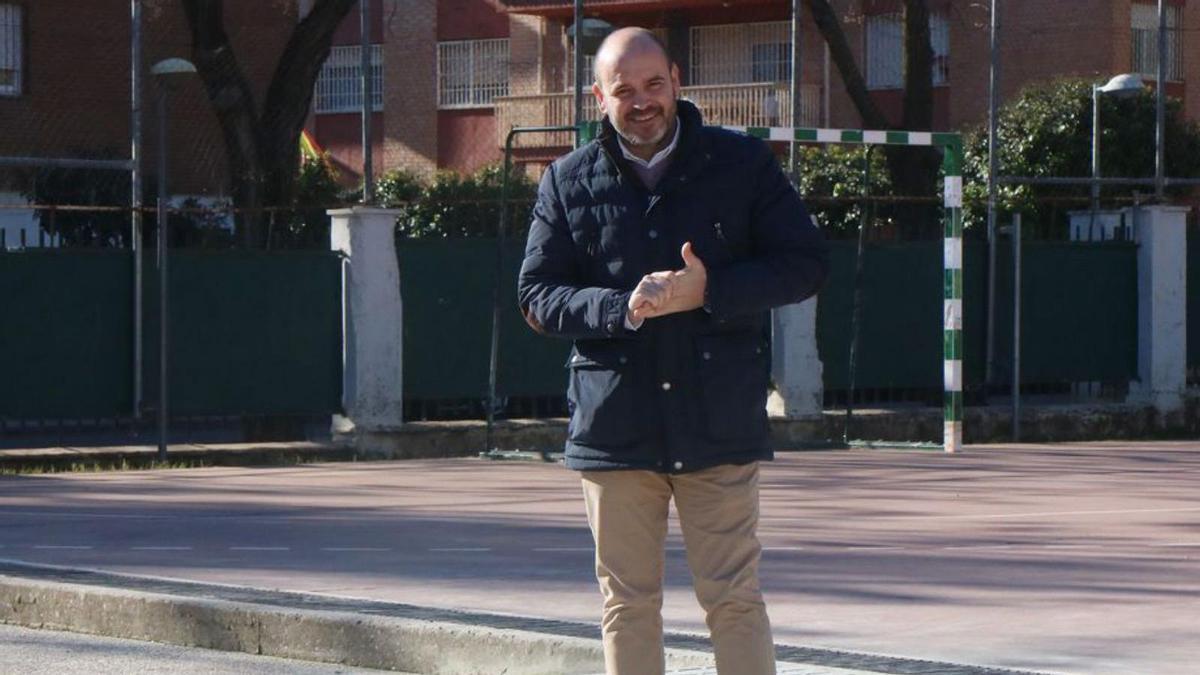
[0,250,134,418]
[398,238,570,400]
[143,250,343,416]
[0,249,342,420]
[400,238,1138,403]
[1,241,1141,420]
[816,240,1138,392]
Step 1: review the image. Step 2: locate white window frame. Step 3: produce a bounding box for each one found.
[1131,3,1182,82]
[437,38,510,109]
[866,12,949,91]
[314,44,384,114]
[0,4,23,97]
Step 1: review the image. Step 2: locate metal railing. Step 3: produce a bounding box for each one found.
[494,82,821,149]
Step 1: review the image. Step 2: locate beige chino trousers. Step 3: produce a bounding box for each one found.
[581,462,775,675]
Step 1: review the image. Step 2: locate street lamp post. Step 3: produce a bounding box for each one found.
[150,57,196,463]
[1090,73,1145,235]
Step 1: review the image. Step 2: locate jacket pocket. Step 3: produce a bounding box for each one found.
[566,342,639,448]
[694,332,770,442]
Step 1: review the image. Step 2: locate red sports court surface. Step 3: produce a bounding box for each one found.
[0,441,1197,674]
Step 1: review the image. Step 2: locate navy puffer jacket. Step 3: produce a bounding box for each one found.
[517,100,828,473]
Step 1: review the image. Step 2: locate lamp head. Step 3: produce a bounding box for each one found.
[1097,73,1145,98]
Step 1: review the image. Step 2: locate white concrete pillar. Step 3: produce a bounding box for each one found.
[769,298,823,418]
[329,208,404,433]
[1125,205,1189,413]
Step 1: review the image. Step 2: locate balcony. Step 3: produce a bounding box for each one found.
[494,82,822,150]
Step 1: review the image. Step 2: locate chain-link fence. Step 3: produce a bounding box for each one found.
[3,1,1199,436]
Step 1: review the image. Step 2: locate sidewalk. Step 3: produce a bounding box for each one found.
[0,443,1197,673]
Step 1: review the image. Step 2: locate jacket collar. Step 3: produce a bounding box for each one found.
[596,99,710,190]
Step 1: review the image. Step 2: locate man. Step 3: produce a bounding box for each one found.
[517,27,828,675]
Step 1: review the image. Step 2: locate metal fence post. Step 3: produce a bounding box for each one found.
[1012,212,1022,442]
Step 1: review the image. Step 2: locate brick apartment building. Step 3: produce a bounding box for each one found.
[0,0,294,245]
[311,0,1200,182]
[2,1,1195,245]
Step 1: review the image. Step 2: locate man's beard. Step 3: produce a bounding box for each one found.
[612,104,675,149]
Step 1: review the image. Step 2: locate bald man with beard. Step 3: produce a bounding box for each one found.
[518,27,829,675]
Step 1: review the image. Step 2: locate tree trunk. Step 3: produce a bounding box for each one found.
[806,0,940,236]
[181,0,356,249]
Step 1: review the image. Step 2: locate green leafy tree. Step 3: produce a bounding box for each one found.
[794,145,893,239]
[963,79,1200,237]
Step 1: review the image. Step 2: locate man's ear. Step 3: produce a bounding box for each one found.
[592,81,607,115]
[670,63,682,95]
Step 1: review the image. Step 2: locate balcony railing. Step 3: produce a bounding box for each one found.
[494,82,822,150]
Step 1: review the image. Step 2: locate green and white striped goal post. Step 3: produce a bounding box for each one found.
[576,122,965,453]
[724,126,965,454]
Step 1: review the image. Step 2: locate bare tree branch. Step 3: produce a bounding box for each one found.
[804,0,889,130]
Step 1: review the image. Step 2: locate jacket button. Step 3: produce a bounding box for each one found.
[648,229,658,239]
[619,356,628,364]
[673,461,683,470]
[702,351,712,360]
[661,382,672,391]
[606,321,616,332]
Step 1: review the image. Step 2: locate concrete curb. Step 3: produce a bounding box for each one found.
[0,561,1047,675]
[343,398,1200,459]
[4,398,1197,470]
[0,574,710,674]
[0,442,353,472]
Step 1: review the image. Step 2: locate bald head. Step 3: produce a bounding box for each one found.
[589,26,681,159]
[593,27,671,88]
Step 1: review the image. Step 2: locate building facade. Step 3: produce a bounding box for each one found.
[310,0,1198,181]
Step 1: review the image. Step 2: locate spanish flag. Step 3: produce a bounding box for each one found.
[299,129,328,167]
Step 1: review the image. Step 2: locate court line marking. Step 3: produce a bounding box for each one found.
[532,547,593,552]
[429,547,491,552]
[131,546,193,551]
[228,546,290,551]
[320,547,392,552]
[32,545,93,550]
[5,505,1200,523]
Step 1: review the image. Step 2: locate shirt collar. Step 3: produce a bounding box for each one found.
[617,115,681,170]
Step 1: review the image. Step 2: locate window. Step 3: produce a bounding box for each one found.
[566,54,596,91]
[751,42,791,83]
[437,39,509,108]
[866,12,949,90]
[1131,3,1182,82]
[0,4,22,96]
[314,45,383,114]
[690,22,790,85]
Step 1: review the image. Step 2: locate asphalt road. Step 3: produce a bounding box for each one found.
[1,441,1197,674]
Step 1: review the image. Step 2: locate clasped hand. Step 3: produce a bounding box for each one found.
[627,242,707,324]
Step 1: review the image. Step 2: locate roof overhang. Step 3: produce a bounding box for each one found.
[495,0,781,19]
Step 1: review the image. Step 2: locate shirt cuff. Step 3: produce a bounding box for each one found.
[624,313,644,331]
